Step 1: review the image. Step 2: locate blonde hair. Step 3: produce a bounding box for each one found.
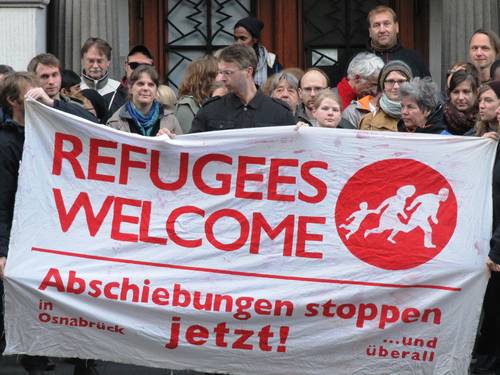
[312,89,341,110]
[157,85,177,110]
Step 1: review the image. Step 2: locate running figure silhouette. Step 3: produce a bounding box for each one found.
[385,188,449,247]
[363,185,416,241]
[339,201,378,239]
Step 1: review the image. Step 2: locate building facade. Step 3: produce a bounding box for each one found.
[1,0,500,89]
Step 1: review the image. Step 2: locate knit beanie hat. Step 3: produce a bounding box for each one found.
[378,60,413,91]
[234,16,264,39]
[488,80,500,99]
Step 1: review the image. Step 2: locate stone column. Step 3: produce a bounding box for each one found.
[0,0,50,71]
[49,0,122,79]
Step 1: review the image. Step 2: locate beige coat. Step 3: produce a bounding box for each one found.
[359,109,399,132]
[107,103,183,136]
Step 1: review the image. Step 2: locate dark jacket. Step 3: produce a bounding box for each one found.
[337,118,357,129]
[366,40,431,79]
[104,81,128,117]
[397,104,450,134]
[491,144,500,263]
[55,94,99,122]
[190,91,295,133]
[0,119,24,257]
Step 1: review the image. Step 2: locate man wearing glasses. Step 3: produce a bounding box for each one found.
[80,37,121,96]
[104,45,154,115]
[190,44,295,133]
[297,68,330,125]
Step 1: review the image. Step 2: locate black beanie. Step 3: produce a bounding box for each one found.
[234,16,264,39]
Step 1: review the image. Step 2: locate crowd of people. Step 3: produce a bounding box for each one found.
[1,3,500,374]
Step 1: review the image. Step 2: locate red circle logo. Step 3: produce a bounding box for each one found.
[335,159,457,270]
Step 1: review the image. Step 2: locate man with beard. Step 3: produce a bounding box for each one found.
[190,44,294,133]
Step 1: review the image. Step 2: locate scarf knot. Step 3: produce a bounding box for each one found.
[126,100,161,136]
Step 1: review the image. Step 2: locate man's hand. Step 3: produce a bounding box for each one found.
[25,88,55,107]
[487,257,500,272]
[0,256,6,279]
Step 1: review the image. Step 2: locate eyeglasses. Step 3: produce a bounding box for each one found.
[384,79,407,87]
[301,86,327,93]
[127,62,153,70]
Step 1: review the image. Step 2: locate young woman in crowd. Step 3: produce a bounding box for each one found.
[106,65,182,136]
[474,81,500,137]
[360,60,413,131]
[445,61,478,88]
[397,77,449,134]
[233,16,281,87]
[443,70,478,135]
[310,89,357,129]
[175,55,218,133]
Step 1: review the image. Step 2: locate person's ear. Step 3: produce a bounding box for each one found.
[6,96,18,108]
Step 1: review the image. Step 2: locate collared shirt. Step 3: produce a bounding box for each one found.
[190,91,295,133]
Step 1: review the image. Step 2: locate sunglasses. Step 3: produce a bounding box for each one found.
[127,62,153,70]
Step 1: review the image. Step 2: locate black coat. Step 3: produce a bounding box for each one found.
[0,119,23,257]
[366,40,431,79]
[397,104,450,134]
[104,83,128,118]
[54,95,99,123]
[490,144,500,263]
[190,91,296,133]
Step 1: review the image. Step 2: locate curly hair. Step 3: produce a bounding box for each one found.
[178,55,218,105]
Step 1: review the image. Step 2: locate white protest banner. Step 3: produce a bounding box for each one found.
[3,99,496,374]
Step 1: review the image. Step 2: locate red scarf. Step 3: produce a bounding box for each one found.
[337,77,357,109]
